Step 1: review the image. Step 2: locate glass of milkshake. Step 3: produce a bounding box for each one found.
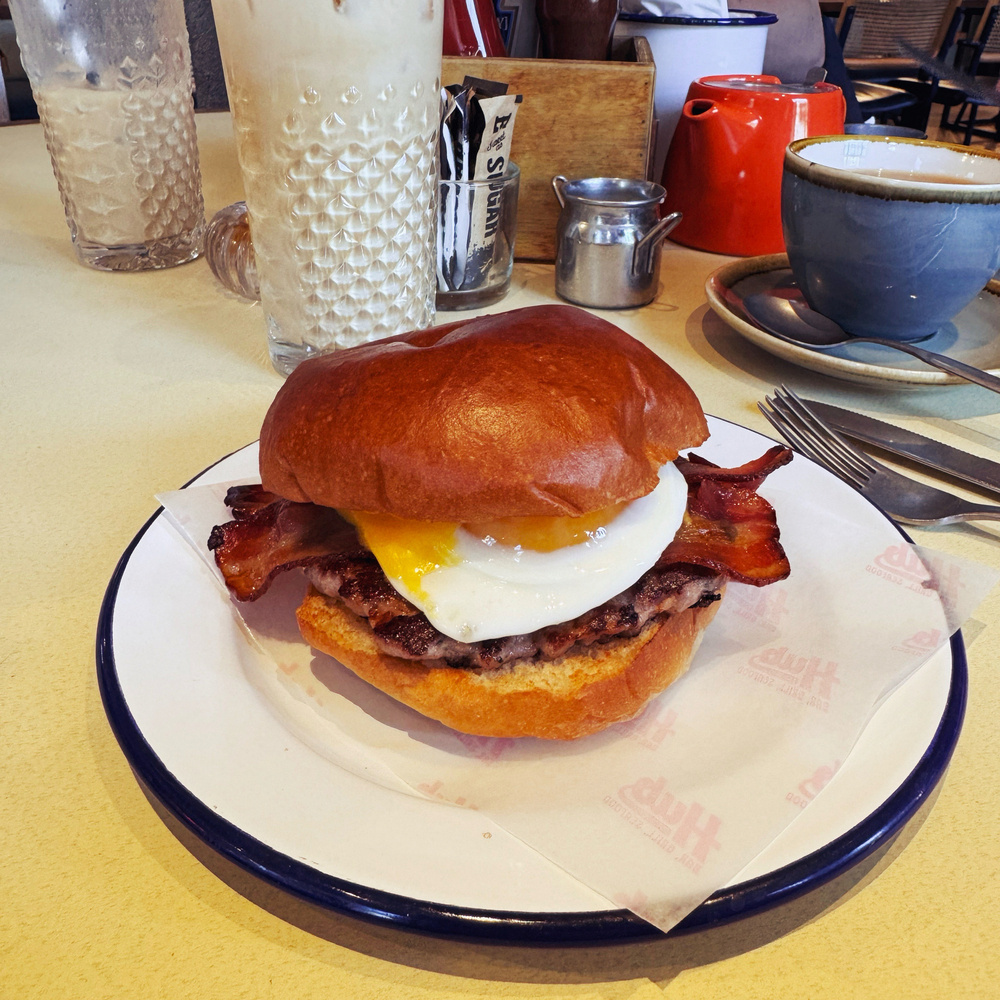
[8,0,205,271]
[210,0,444,375]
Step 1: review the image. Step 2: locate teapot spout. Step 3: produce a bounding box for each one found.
[684,98,718,120]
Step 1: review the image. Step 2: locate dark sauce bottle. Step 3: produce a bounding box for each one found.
[537,0,619,60]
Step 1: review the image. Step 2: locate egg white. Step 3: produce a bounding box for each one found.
[389,461,689,643]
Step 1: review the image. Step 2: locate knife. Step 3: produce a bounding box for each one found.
[804,400,1000,498]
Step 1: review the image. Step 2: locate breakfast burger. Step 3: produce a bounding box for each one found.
[208,305,791,739]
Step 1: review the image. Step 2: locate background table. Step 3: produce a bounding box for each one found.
[3,112,999,999]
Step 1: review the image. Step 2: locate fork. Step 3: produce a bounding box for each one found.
[758,386,1000,525]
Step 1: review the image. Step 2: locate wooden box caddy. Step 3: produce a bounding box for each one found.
[441,37,656,262]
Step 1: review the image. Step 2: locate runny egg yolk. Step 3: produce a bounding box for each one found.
[342,505,627,601]
[340,463,687,644]
[466,503,629,551]
[342,511,459,601]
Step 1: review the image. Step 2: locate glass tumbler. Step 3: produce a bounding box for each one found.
[210,0,444,375]
[8,0,205,271]
[437,163,520,309]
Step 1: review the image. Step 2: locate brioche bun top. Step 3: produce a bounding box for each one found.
[259,304,708,521]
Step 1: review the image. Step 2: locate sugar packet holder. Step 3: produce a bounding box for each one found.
[438,76,521,294]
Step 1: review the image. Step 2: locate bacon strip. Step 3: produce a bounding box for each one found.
[664,445,792,585]
[207,446,792,602]
[207,485,364,601]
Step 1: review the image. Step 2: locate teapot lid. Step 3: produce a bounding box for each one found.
[700,77,831,95]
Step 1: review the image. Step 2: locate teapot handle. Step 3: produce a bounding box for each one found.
[552,175,569,208]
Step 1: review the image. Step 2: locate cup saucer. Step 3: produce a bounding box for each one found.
[706,253,1000,388]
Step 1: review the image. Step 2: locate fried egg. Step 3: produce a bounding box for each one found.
[343,461,688,643]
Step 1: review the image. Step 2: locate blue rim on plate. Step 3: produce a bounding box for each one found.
[619,9,777,26]
[95,448,967,943]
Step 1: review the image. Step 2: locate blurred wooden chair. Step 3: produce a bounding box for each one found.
[839,0,967,128]
[843,0,962,76]
[826,3,926,123]
[937,0,1000,141]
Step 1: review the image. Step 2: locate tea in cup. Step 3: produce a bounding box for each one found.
[781,135,1000,341]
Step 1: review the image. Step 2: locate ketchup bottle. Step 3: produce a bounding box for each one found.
[443,0,508,56]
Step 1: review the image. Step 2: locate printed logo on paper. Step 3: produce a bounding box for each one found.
[868,543,962,601]
[278,659,321,698]
[453,733,515,762]
[728,583,790,633]
[786,760,841,809]
[616,703,678,749]
[738,645,840,711]
[892,628,944,657]
[605,776,722,875]
[417,780,479,810]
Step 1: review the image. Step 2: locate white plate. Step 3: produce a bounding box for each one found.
[705,253,1000,388]
[96,418,966,941]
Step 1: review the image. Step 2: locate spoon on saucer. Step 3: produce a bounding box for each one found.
[743,292,1000,394]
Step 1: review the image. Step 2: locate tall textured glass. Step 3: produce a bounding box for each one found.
[210,0,444,375]
[8,0,205,271]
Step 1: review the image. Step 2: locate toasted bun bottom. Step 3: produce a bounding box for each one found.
[295,586,725,740]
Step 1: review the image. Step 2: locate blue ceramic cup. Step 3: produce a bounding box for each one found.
[781,135,1000,341]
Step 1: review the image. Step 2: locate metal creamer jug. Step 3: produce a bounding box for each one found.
[552,175,681,308]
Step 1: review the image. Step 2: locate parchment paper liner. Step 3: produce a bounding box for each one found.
[157,446,996,933]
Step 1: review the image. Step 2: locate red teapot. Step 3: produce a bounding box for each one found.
[661,74,846,256]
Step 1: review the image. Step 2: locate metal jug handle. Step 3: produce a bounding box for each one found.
[633,211,683,273]
[552,175,569,208]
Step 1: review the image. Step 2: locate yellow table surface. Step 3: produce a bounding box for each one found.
[3,112,999,999]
